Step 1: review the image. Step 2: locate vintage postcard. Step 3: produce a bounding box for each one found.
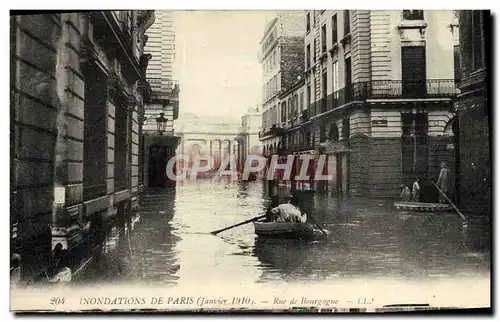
[10,9,491,313]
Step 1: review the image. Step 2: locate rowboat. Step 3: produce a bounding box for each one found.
[394,201,453,212]
[253,222,328,240]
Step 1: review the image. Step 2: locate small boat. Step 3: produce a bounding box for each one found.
[253,222,327,240]
[394,201,453,212]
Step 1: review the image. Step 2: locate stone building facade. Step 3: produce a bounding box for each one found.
[10,11,156,282]
[142,10,180,188]
[259,11,305,153]
[296,10,459,198]
[455,10,490,216]
[237,107,262,173]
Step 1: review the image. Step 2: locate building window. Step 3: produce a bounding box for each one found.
[454,45,461,82]
[344,57,352,100]
[281,101,287,124]
[402,10,424,20]
[114,95,128,192]
[320,124,326,143]
[332,60,339,99]
[306,44,311,69]
[321,24,327,53]
[322,71,327,113]
[83,67,107,201]
[307,84,311,104]
[329,123,339,141]
[401,113,429,173]
[401,45,426,97]
[138,133,144,185]
[342,118,350,141]
[472,10,484,71]
[306,12,311,33]
[306,131,311,147]
[332,14,338,44]
[343,10,350,36]
[313,38,317,62]
[299,92,304,112]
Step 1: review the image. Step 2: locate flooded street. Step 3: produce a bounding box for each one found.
[72,179,491,289]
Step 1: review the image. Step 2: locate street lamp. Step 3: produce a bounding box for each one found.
[156,112,168,135]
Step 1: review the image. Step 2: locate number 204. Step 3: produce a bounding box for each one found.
[50,297,65,305]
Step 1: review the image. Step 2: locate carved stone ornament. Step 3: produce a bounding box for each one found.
[139,53,152,72]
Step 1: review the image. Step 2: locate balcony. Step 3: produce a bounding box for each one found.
[362,79,457,99]
[306,79,456,118]
[259,124,285,139]
[146,78,179,101]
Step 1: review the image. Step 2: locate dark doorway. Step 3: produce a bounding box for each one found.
[401,46,426,97]
[149,145,174,188]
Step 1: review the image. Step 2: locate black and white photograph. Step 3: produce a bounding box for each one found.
[9,7,491,313]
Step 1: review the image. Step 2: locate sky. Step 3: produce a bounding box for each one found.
[173,11,274,121]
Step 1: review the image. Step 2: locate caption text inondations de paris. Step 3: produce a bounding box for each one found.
[73,295,375,308]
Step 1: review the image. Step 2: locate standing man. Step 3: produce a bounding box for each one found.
[436,162,450,203]
[412,177,421,202]
[269,195,308,223]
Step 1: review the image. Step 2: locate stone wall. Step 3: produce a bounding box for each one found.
[280,36,305,92]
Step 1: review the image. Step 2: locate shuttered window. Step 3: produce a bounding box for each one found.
[401,46,426,97]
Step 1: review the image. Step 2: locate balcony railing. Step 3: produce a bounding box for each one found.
[301,79,456,120]
[259,124,285,139]
[146,78,180,101]
[362,79,457,99]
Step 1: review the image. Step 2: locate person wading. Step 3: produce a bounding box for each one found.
[269,195,307,223]
[436,161,450,204]
[400,184,411,202]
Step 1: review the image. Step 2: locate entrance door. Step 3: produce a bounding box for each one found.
[149,145,174,188]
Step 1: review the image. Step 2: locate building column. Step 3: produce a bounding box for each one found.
[51,13,84,253]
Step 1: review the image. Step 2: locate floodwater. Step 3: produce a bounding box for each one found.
[72,179,491,291]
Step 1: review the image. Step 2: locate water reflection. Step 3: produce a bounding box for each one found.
[73,179,490,287]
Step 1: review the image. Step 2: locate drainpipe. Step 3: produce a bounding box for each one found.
[51,15,69,254]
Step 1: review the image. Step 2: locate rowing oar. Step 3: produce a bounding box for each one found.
[210,214,267,235]
[307,213,328,236]
[432,181,467,223]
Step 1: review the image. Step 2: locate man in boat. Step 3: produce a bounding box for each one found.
[412,177,421,202]
[264,195,280,222]
[400,184,411,202]
[269,195,307,223]
[436,162,450,204]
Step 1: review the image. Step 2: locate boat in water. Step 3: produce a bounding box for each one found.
[253,221,328,240]
[394,201,453,212]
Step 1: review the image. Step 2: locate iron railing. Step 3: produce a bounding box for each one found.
[146,78,179,94]
[259,124,285,138]
[306,79,456,119]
